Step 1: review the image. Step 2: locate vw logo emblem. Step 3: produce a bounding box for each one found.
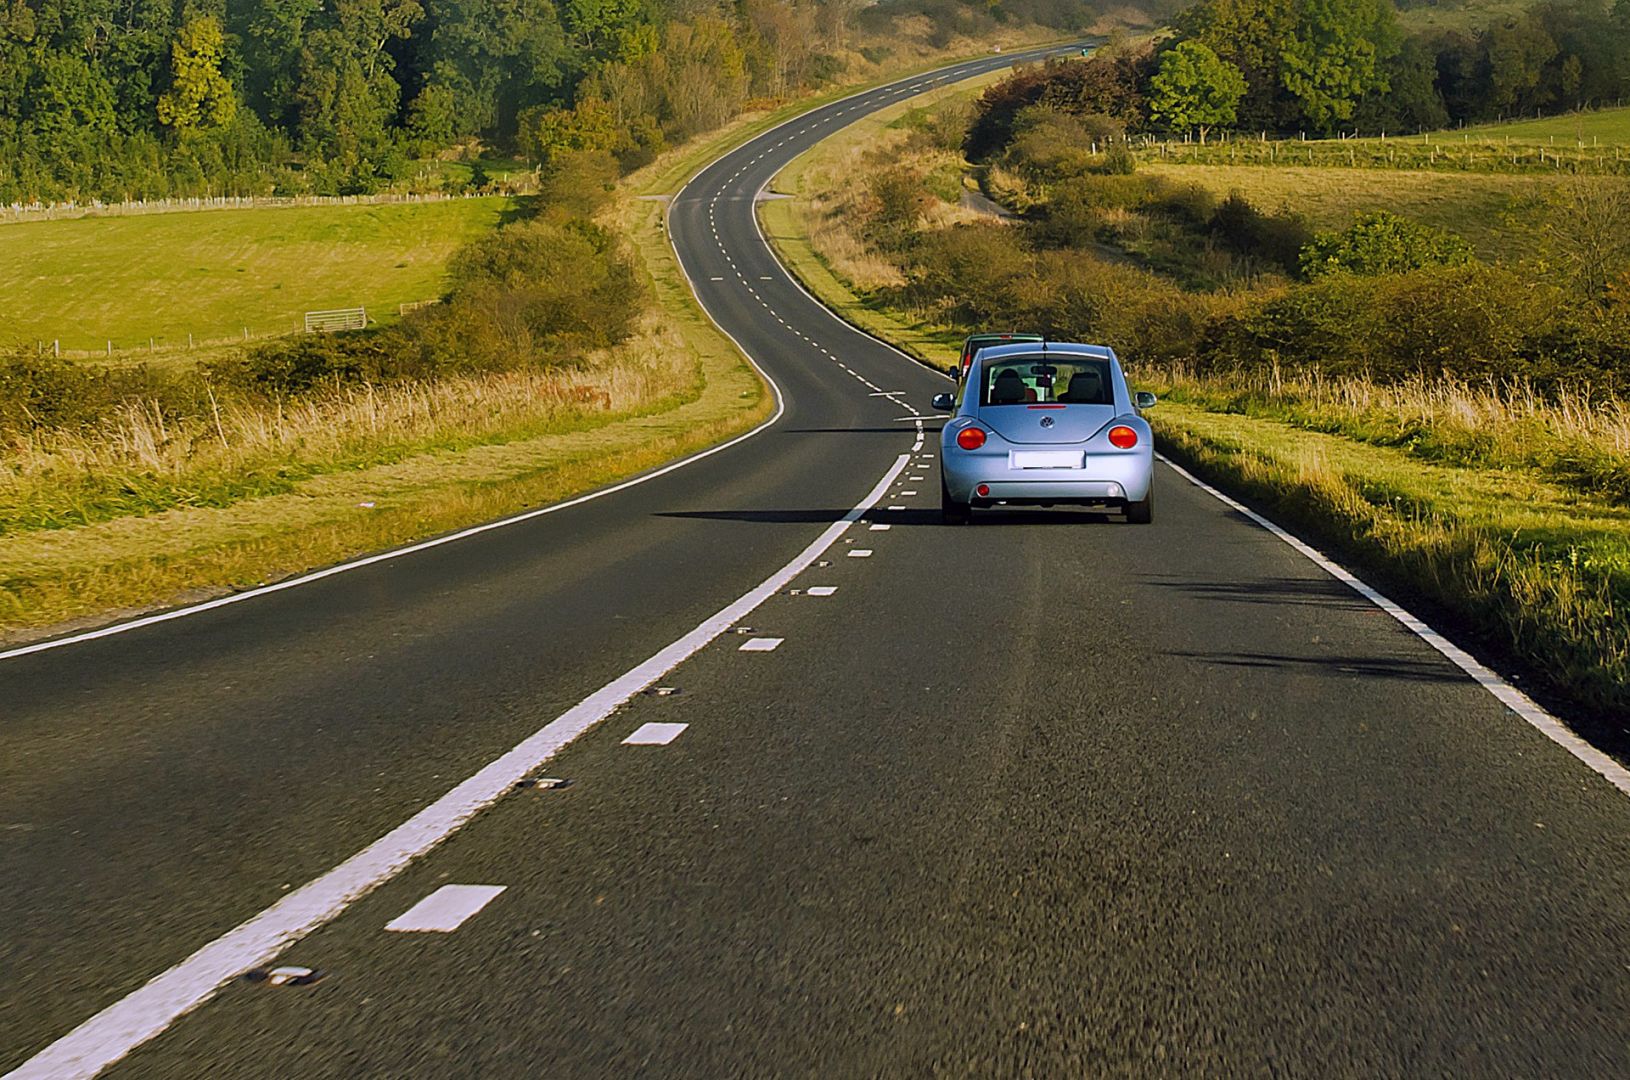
[1040,416,1055,428]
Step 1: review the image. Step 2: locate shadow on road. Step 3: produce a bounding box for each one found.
[1168,649,1463,683]
[1141,575,1372,612]
[782,427,946,435]
[657,506,1126,527]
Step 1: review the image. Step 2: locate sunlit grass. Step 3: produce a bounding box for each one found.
[0,198,512,352]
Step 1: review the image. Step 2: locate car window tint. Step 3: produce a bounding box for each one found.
[980,357,1113,406]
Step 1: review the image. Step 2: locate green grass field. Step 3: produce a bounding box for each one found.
[1457,105,1630,144]
[1144,163,1594,261]
[0,198,512,352]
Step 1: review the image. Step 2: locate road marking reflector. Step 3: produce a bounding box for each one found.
[385,885,507,933]
[739,637,784,652]
[624,722,689,746]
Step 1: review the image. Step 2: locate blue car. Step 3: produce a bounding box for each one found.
[931,342,1157,524]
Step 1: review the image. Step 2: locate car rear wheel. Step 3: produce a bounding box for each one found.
[941,476,972,525]
[1125,484,1153,524]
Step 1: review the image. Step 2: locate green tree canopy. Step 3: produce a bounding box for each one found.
[1148,40,1247,141]
[1278,0,1400,132]
[157,16,236,131]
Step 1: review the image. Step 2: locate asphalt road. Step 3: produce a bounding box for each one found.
[6,48,1630,1078]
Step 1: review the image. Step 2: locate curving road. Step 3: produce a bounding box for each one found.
[5,48,1630,1078]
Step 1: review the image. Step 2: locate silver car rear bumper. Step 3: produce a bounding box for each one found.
[942,452,1152,504]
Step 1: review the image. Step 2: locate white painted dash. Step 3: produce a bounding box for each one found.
[868,523,891,531]
[887,505,906,511]
[848,549,873,558]
[806,586,837,596]
[900,491,918,496]
[385,885,506,933]
[739,637,784,652]
[624,722,689,745]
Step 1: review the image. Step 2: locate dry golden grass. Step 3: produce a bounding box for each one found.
[0,195,772,640]
[1143,364,1630,498]
[1,322,695,533]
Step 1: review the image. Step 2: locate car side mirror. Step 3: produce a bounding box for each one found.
[1134,391,1158,409]
[931,392,955,411]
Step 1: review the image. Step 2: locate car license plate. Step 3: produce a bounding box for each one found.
[1011,451,1083,470]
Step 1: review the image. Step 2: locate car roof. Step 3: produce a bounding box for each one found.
[964,332,1043,344]
[975,341,1117,363]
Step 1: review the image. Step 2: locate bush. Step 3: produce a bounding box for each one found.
[865,166,932,249]
[1300,211,1476,278]
[1211,263,1562,381]
[0,349,196,434]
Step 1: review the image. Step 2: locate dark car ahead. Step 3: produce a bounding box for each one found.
[957,332,1043,377]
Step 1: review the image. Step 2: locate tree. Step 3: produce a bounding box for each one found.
[157,15,236,131]
[1278,0,1400,132]
[1178,0,1298,131]
[1148,40,1247,142]
[1484,16,1557,114]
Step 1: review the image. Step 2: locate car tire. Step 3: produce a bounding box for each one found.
[1125,485,1153,524]
[941,476,972,525]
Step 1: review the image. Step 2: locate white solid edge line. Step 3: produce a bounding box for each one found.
[7,452,912,1080]
[0,364,787,665]
[1156,453,1630,798]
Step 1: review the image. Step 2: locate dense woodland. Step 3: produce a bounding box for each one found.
[968,0,1630,146]
[0,0,1111,203]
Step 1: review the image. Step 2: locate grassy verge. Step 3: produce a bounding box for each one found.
[762,69,1630,757]
[0,194,769,643]
[1,198,513,352]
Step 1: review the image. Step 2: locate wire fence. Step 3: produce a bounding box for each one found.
[0,186,535,225]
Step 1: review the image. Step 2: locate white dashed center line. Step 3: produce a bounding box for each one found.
[624,722,689,745]
[384,885,506,933]
[848,550,873,558]
[739,637,784,652]
[806,586,837,596]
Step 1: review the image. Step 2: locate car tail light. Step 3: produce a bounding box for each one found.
[1108,425,1138,449]
[976,484,990,497]
[956,426,987,451]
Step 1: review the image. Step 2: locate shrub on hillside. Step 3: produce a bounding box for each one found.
[0,349,194,433]
[1208,263,1560,381]
[1300,212,1475,278]
[215,214,645,397]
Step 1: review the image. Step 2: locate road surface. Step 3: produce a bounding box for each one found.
[4,47,1629,1078]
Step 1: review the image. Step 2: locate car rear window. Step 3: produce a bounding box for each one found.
[980,356,1113,406]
